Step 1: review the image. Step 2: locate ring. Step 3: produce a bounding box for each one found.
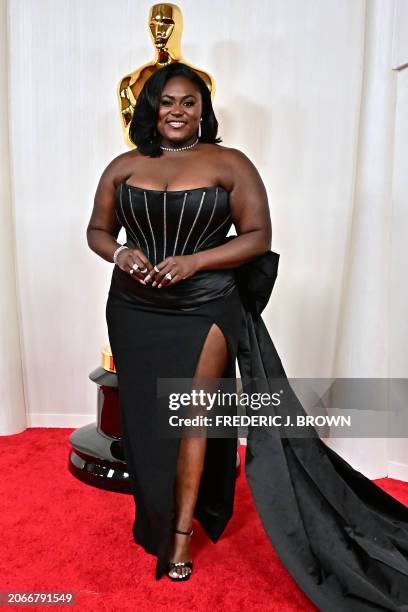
[132,263,139,271]
[165,272,172,281]
[154,265,160,273]
[140,267,148,273]
[129,269,134,275]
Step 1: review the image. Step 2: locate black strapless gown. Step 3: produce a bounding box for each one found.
[106,182,408,610]
[106,183,244,579]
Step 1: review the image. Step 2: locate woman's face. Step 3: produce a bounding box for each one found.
[156,76,202,145]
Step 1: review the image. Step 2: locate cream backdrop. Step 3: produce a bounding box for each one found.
[1,0,407,479]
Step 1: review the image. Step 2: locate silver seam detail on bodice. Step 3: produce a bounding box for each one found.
[180,191,206,255]
[193,187,219,252]
[119,183,142,251]
[128,187,149,257]
[173,192,188,256]
[163,192,167,259]
[144,190,157,264]
[196,213,232,251]
[117,185,232,260]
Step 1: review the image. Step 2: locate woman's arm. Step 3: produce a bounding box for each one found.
[86,158,124,262]
[194,148,272,271]
[87,155,154,281]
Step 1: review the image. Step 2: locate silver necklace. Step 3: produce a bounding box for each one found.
[160,137,199,152]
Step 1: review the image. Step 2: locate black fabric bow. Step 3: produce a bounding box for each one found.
[234,250,280,318]
[222,235,280,318]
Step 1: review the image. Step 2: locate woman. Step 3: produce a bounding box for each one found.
[87,62,408,609]
[87,61,271,582]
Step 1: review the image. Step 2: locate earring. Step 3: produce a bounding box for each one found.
[198,118,202,138]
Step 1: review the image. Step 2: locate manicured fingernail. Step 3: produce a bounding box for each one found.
[157,283,162,288]
[152,281,157,287]
[144,275,151,282]
[139,279,146,284]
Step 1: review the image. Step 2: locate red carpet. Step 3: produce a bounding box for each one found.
[1,429,407,611]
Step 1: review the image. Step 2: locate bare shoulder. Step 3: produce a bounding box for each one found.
[214,144,264,193]
[98,149,142,189]
[216,144,255,166]
[213,144,258,173]
[209,145,270,239]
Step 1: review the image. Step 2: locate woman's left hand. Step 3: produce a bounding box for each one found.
[143,254,201,288]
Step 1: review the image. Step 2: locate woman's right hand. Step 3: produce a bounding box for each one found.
[116,248,153,283]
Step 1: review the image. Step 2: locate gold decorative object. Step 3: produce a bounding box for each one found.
[117,3,216,147]
[101,344,116,373]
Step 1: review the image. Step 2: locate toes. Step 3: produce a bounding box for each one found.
[168,564,191,579]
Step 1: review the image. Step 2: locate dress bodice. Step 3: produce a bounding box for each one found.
[115,182,232,266]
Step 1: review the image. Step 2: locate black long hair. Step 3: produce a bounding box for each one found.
[128,62,222,157]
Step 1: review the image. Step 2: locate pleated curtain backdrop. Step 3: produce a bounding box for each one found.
[0,0,407,480]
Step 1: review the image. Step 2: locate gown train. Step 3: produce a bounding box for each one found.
[236,250,408,611]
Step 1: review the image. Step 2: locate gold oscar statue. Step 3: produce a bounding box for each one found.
[118,3,216,147]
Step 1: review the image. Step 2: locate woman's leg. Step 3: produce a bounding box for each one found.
[169,323,229,578]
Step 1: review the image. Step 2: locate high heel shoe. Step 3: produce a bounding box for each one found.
[167,526,194,581]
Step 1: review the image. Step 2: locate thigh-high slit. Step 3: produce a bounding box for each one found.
[106,281,244,579]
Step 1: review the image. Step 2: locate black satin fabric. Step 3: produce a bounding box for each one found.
[106,282,243,580]
[236,248,408,612]
[110,260,237,310]
[111,182,238,309]
[107,185,248,581]
[115,182,233,264]
[109,184,408,608]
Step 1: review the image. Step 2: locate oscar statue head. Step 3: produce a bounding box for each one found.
[148,3,183,50]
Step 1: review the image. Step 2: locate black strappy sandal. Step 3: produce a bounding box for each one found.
[167,526,194,581]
